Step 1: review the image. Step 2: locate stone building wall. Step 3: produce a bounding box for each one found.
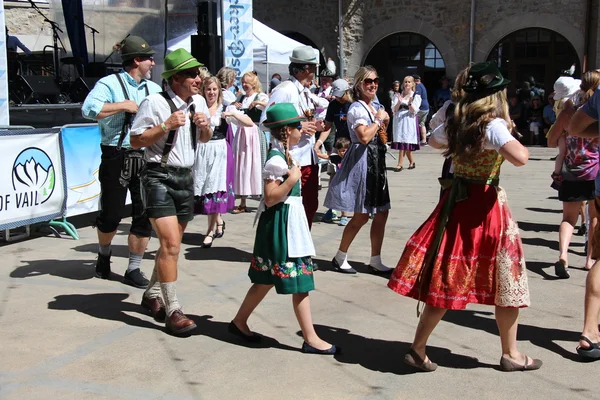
[254,0,597,78]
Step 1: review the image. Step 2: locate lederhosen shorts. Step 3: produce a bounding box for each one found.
[141,162,195,222]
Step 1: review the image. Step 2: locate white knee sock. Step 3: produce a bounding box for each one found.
[143,265,161,299]
[160,282,181,317]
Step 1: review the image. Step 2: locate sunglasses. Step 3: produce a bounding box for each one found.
[180,70,200,79]
[364,78,379,85]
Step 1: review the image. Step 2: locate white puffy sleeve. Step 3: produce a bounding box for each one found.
[224,104,244,125]
[430,100,452,130]
[410,94,421,114]
[431,124,448,146]
[485,118,516,151]
[263,155,289,182]
[391,93,399,111]
[348,102,372,130]
[255,93,269,111]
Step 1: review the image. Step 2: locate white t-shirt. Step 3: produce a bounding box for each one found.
[431,118,515,151]
[130,89,210,168]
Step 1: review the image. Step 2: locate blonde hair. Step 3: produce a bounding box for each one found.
[352,65,378,101]
[217,67,237,89]
[242,72,262,93]
[451,65,471,103]
[444,89,513,161]
[198,67,211,81]
[581,70,600,94]
[402,76,416,94]
[202,76,223,106]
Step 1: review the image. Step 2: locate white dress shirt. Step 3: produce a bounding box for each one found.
[261,78,317,167]
[130,89,210,168]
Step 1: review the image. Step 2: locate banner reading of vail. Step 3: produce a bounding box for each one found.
[12,147,55,205]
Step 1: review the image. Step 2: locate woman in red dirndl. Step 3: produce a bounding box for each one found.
[388,62,542,373]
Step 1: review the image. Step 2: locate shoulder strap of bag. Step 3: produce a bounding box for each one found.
[115,72,132,150]
[159,91,197,167]
[357,101,375,124]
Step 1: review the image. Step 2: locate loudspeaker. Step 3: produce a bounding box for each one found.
[69,77,100,103]
[192,0,222,74]
[11,75,61,104]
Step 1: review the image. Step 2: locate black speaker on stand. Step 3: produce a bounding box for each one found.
[69,77,100,103]
[10,75,61,104]
[191,0,223,74]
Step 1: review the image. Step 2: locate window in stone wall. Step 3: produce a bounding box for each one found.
[487,28,579,94]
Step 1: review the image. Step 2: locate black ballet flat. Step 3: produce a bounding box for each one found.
[301,341,341,355]
[202,233,214,248]
[228,321,262,342]
[408,163,416,170]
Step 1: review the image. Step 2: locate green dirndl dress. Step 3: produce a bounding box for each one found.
[248,150,316,294]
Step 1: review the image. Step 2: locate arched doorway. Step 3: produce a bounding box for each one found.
[364,32,446,111]
[281,31,326,67]
[487,28,580,95]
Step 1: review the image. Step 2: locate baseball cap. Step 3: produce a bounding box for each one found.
[331,79,350,97]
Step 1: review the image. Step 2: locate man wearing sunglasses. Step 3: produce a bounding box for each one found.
[82,35,162,289]
[130,49,212,336]
[261,46,328,231]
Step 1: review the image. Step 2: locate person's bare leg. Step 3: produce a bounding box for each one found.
[397,150,405,169]
[586,203,597,270]
[581,260,600,349]
[203,214,217,245]
[559,202,581,265]
[232,283,273,335]
[338,213,369,252]
[128,233,150,255]
[407,150,414,166]
[293,292,332,350]
[411,304,447,361]
[98,230,117,247]
[370,210,388,256]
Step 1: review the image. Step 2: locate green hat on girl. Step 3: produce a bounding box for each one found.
[263,103,306,129]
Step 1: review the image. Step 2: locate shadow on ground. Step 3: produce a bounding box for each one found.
[47,293,297,352]
[11,259,97,281]
[442,310,581,361]
[293,324,496,374]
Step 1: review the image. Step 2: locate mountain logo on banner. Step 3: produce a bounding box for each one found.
[12,147,55,206]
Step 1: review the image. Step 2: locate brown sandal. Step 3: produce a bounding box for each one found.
[404,348,438,372]
[499,355,543,372]
[231,206,247,214]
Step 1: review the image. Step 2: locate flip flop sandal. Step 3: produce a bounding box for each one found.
[404,348,438,372]
[576,336,600,360]
[499,355,543,371]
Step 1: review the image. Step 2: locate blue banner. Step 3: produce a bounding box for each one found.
[222,0,253,84]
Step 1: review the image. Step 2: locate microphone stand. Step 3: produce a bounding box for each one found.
[28,0,66,78]
[84,23,99,63]
[104,33,130,63]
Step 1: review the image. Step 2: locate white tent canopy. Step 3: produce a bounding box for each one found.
[166,19,318,91]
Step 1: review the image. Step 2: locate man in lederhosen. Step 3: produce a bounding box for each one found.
[130,49,212,335]
[82,36,162,288]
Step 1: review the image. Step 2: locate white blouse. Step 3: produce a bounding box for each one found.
[432,118,515,151]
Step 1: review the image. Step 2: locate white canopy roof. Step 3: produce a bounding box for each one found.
[252,19,319,65]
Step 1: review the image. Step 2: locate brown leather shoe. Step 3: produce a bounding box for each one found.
[140,295,166,322]
[166,310,197,336]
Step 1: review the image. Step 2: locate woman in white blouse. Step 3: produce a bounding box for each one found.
[230,72,269,213]
[194,77,254,247]
[391,76,421,171]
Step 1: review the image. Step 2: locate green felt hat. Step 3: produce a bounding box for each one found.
[263,103,306,129]
[463,61,510,94]
[120,36,155,61]
[162,49,204,79]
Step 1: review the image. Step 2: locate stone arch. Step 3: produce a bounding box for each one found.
[257,17,337,65]
[356,19,460,78]
[474,13,584,65]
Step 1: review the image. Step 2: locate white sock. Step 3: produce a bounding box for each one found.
[127,252,143,273]
[335,250,347,266]
[160,282,181,317]
[143,265,161,299]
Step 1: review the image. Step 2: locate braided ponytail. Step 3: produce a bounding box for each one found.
[271,125,293,167]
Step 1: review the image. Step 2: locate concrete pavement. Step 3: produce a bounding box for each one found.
[0,146,596,400]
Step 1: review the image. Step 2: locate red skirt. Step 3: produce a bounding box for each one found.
[388,184,530,310]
